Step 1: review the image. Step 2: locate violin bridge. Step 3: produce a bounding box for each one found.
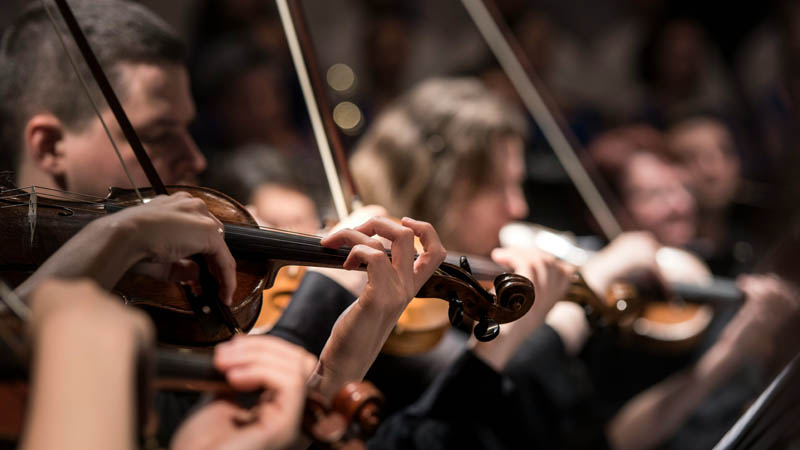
[28,186,37,246]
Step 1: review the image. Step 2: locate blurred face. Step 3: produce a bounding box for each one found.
[58,63,205,197]
[250,184,320,234]
[668,120,740,211]
[622,152,696,247]
[220,65,288,146]
[657,21,703,89]
[449,135,529,256]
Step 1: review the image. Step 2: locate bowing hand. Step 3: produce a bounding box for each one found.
[113,192,237,304]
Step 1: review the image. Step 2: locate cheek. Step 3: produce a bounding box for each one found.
[630,200,661,225]
[459,194,505,237]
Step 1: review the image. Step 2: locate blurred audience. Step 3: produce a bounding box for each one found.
[637,18,741,128]
[203,144,324,231]
[665,115,759,275]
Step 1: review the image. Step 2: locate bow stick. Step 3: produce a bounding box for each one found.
[42,0,242,335]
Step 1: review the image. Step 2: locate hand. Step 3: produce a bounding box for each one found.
[320,216,445,316]
[310,217,446,398]
[581,232,662,296]
[13,192,237,304]
[309,204,389,296]
[469,247,574,371]
[21,279,154,450]
[721,274,800,367]
[491,246,574,316]
[108,192,237,304]
[171,335,317,450]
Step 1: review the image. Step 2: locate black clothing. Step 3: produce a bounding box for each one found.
[268,271,357,356]
[369,326,610,450]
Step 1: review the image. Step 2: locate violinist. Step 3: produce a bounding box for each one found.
[340,77,609,446]
[588,131,697,249]
[607,273,800,450]
[664,114,758,276]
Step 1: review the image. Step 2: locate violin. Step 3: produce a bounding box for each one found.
[0,184,535,346]
[499,222,745,352]
[0,286,382,448]
[252,265,308,334]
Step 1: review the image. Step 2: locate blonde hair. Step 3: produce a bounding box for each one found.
[350,77,526,238]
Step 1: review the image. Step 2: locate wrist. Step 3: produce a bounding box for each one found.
[579,263,612,298]
[352,291,407,327]
[94,212,150,268]
[545,301,591,355]
[695,337,745,386]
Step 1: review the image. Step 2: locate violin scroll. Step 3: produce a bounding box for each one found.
[331,381,383,437]
[494,273,536,314]
[304,381,383,450]
[418,258,535,341]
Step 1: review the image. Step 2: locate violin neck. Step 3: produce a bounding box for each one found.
[224,224,353,268]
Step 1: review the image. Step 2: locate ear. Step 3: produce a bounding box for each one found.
[24,114,67,178]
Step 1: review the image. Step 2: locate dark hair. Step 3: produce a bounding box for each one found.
[0,0,186,172]
[203,144,311,206]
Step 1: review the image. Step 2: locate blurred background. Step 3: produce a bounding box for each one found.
[3,0,798,274]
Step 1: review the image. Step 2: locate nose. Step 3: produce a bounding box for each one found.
[666,184,694,216]
[173,135,207,181]
[506,183,529,220]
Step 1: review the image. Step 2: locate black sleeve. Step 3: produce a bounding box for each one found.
[368,349,518,450]
[368,326,611,450]
[506,325,610,450]
[368,347,561,450]
[267,271,356,356]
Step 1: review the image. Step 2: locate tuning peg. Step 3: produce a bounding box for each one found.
[459,255,473,274]
[474,317,500,341]
[448,299,464,327]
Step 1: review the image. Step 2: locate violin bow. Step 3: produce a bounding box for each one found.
[275,0,362,221]
[713,351,800,449]
[0,281,30,364]
[460,0,626,240]
[40,0,242,335]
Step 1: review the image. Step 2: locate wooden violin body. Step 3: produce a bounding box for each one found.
[0,185,265,345]
[566,274,714,353]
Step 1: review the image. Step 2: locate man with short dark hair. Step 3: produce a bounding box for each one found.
[0,0,205,194]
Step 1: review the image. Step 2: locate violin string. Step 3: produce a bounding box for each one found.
[40,0,144,203]
[0,186,111,203]
[0,187,412,258]
[0,196,111,213]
